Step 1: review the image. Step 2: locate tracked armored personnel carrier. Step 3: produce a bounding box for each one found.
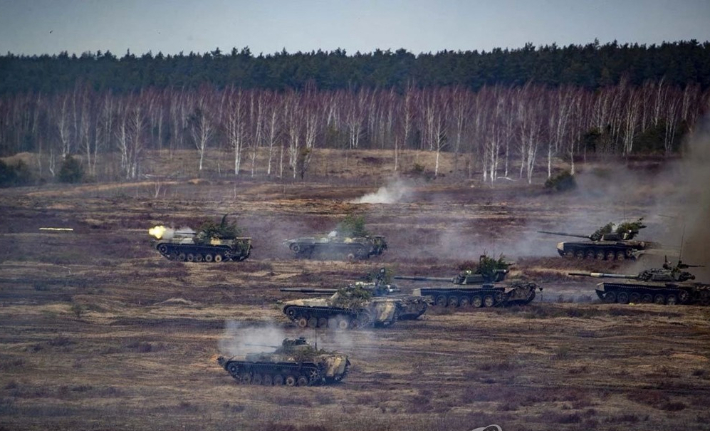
[394,255,539,308]
[217,337,350,386]
[539,218,658,260]
[281,285,401,329]
[284,233,387,260]
[570,259,709,306]
[149,214,252,262]
[280,268,428,320]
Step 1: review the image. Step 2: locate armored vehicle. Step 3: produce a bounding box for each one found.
[217,337,350,386]
[280,268,428,320]
[284,233,387,260]
[281,285,402,329]
[394,255,539,308]
[570,259,709,306]
[149,214,252,262]
[539,218,658,260]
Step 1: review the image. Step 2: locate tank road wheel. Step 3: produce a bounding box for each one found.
[494,292,504,303]
[699,291,710,306]
[617,292,629,304]
[654,294,666,305]
[447,296,460,307]
[641,293,653,304]
[604,291,617,303]
[666,294,677,305]
[472,296,483,308]
[239,372,251,384]
[435,295,447,307]
[204,254,213,262]
[214,254,223,263]
[186,253,195,262]
[195,254,203,262]
[346,253,357,261]
[284,375,297,387]
[157,244,169,255]
[355,311,373,328]
[574,250,585,260]
[308,369,321,384]
[307,317,318,328]
[678,290,690,304]
[595,250,605,260]
[178,253,186,262]
[625,248,635,259]
[263,374,273,386]
[605,250,615,261]
[297,376,309,386]
[336,316,350,330]
[296,317,309,328]
[290,244,301,254]
[483,295,495,308]
[629,292,641,303]
[615,251,626,261]
[273,374,284,386]
[227,363,240,378]
[252,374,263,385]
[317,317,328,328]
[585,250,595,260]
[459,297,471,308]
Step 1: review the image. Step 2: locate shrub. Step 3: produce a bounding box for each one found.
[544,170,576,192]
[58,155,84,183]
[0,159,33,187]
[336,214,369,237]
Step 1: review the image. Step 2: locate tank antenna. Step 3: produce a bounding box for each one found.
[314,326,318,351]
[679,222,686,263]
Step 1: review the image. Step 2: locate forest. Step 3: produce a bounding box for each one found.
[0,40,709,184]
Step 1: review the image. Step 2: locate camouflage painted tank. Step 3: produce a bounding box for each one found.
[284,233,387,260]
[217,337,350,386]
[281,285,401,329]
[149,214,251,262]
[570,259,710,306]
[395,255,539,308]
[538,218,658,261]
[280,268,428,321]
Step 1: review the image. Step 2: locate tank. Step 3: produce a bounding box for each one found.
[149,214,252,262]
[538,218,659,260]
[569,259,710,305]
[284,232,387,260]
[280,285,402,329]
[280,268,428,320]
[394,255,539,308]
[216,337,350,386]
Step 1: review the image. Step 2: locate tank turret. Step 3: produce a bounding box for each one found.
[284,233,387,260]
[149,214,251,263]
[394,255,539,308]
[538,218,659,260]
[569,259,709,305]
[217,337,350,386]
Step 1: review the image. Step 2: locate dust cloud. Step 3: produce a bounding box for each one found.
[352,178,413,204]
[218,321,286,356]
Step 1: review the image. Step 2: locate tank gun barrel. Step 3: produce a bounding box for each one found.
[568,271,638,279]
[537,230,590,239]
[394,276,452,282]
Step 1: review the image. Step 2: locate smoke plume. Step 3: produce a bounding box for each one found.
[218,321,286,356]
[352,178,413,204]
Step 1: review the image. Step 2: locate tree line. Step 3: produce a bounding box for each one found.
[1,40,709,94]
[1,79,707,184]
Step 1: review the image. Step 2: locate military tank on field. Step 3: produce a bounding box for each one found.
[394,255,539,308]
[284,233,387,260]
[217,337,350,386]
[280,284,402,329]
[280,268,428,320]
[538,218,659,260]
[569,259,709,306]
[149,214,252,262]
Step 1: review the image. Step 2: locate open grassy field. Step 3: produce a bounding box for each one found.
[1,150,709,431]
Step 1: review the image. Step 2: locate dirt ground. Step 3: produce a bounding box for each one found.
[1,152,709,431]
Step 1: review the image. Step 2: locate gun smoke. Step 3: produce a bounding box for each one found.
[218,321,287,356]
[352,178,413,204]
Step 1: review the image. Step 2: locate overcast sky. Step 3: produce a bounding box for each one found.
[1,0,709,57]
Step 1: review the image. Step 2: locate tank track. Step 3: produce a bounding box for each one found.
[282,305,387,329]
[224,361,330,386]
[155,243,250,263]
[597,283,710,306]
[559,246,638,261]
[289,243,373,260]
